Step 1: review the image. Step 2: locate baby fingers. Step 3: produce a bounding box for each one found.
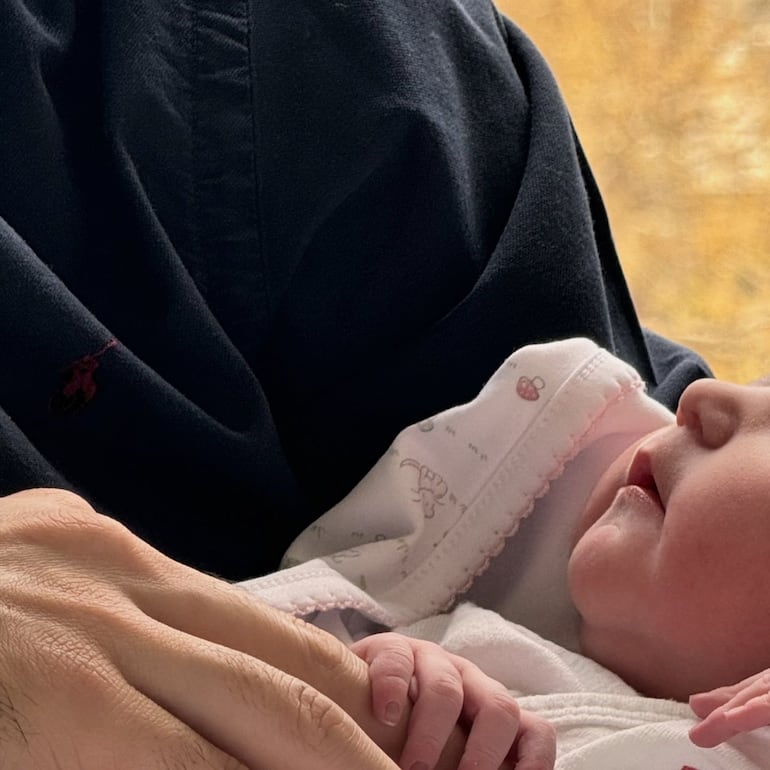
[689,671,765,717]
[400,646,466,770]
[511,710,557,770]
[354,632,543,770]
[454,662,520,770]
[689,671,770,747]
[352,632,417,728]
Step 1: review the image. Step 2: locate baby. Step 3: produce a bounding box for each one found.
[248,338,770,758]
[568,368,770,748]
[574,366,770,753]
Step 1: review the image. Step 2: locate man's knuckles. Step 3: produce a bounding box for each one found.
[0,489,164,576]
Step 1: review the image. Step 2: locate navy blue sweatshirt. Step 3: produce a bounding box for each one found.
[0,0,711,579]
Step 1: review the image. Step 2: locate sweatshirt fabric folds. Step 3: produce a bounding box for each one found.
[0,0,711,578]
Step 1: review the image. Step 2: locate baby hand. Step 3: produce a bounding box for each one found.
[351,631,556,770]
[689,671,770,747]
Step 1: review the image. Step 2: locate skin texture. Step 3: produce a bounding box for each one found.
[0,488,409,769]
[689,671,770,747]
[355,632,556,770]
[567,377,770,702]
[0,487,556,769]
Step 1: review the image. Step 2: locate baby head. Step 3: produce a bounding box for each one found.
[567,376,770,701]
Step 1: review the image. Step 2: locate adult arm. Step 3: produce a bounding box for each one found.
[0,487,411,769]
[1,487,558,768]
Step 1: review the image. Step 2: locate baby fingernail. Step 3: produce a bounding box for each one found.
[384,700,402,725]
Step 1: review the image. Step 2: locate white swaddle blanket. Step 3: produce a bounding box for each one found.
[242,339,770,769]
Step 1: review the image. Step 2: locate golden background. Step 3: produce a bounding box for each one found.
[498,0,770,383]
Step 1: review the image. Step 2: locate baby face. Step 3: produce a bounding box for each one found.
[567,377,770,701]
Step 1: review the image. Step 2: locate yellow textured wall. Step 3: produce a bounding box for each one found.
[497,1,770,383]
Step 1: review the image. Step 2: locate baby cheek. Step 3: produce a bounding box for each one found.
[656,506,768,638]
[665,479,770,582]
[567,525,627,619]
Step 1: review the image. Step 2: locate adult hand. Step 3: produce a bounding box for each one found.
[689,671,770,748]
[0,488,400,769]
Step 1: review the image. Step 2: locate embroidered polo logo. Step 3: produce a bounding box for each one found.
[50,339,118,415]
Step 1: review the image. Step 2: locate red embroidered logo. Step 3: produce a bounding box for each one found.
[50,339,118,415]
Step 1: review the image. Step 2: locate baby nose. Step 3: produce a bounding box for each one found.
[676,378,746,449]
